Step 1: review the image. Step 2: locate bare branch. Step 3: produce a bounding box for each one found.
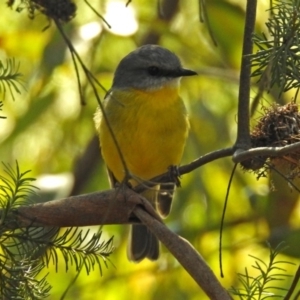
[179,147,235,175]
[134,207,233,300]
[235,0,257,149]
[5,188,161,228]
[0,185,233,298]
[134,147,235,194]
[232,141,300,163]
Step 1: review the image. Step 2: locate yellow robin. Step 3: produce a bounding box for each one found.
[94,44,196,262]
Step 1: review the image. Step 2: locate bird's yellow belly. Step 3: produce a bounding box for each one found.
[99,87,189,186]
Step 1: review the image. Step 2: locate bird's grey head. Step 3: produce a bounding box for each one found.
[112,44,196,90]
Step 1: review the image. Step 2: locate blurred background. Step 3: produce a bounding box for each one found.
[0,0,299,299]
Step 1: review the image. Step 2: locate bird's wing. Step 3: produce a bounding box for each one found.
[157,183,176,218]
[106,167,119,188]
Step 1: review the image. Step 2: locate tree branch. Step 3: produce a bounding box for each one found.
[134,147,235,194]
[6,188,161,228]
[1,147,236,229]
[7,140,298,229]
[232,141,300,163]
[235,0,257,149]
[179,147,235,175]
[134,207,233,300]
[2,187,232,298]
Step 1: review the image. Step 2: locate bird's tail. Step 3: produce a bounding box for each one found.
[127,188,159,262]
[128,224,159,262]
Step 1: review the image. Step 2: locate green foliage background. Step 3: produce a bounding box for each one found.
[0,0,300,299]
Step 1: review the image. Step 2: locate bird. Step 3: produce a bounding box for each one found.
[94,44,197,262]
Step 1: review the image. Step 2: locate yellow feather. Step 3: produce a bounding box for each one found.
[97,85,189,187]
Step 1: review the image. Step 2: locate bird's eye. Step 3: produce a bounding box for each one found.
[147,66,160,76]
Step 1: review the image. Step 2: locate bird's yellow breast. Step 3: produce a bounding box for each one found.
[98,85,189,186]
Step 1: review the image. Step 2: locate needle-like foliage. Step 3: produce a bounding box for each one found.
[0,101,6,119]
[251,0,300,96]
[0,58,23,100]
[0,163,115,299]
[229,243,294,299]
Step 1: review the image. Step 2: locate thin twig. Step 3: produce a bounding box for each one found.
[69,48,85,105]
[232,141,300,163]
[53,19,130,182]
[179,147,235,175]
[284,265,300,300]
[199,0,218,46]
[219,163,237,278]
[84,0,111,28]
[134,147,235,194]
[265,161,300,193]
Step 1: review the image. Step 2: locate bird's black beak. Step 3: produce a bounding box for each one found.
[179,68,197,77]
[163,67,197,78]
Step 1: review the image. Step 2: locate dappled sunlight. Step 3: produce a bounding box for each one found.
[0,0,300,299]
